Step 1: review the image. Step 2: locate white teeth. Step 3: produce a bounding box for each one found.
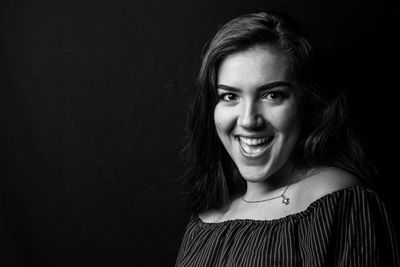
[238,136,271,146]
[237,136,273,157]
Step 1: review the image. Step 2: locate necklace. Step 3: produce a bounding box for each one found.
[241,185,290,205]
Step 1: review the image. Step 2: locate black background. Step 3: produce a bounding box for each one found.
[0,0,398,266]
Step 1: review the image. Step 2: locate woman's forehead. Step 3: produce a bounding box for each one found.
[217,46,292,88]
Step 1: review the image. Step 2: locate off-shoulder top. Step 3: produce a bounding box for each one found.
[175,186,399,266]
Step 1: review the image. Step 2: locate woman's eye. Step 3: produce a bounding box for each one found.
[262,91,285,101]
[220,93,238,102]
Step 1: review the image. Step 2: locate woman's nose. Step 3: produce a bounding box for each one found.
[237,101,264,129]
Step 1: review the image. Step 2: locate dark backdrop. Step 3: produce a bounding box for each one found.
[0,0,398,266]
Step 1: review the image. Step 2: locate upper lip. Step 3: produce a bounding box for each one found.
[235,134,273,138]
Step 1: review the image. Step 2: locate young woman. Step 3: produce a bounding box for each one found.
[176,11,399,266]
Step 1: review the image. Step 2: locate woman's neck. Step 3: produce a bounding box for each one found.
[243,163,305,200]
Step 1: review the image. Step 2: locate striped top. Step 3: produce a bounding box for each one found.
[175,186,399,266]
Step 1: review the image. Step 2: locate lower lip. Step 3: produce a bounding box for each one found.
[237,137,274,159]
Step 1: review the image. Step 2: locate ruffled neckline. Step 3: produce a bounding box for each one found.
[195,185,371,226]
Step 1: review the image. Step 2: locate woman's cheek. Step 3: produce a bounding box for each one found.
[214,104,235,131]
[269,102,301,132]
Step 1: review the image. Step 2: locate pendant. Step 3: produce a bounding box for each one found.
[282,197,290,205]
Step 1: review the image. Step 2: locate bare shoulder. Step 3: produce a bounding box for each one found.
[198,209,221,223]
[198,204,232,223]
[307,167,361,187]
[297,167,362,204]
[198,198,240,223]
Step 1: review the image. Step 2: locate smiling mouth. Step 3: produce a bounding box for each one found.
[237,136,274,157]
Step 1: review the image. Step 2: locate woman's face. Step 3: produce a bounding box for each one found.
[214,45,303,182]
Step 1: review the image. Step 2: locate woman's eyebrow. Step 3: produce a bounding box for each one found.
[217,81,293,92]
[217,84,241,92]
[258,81,293,90]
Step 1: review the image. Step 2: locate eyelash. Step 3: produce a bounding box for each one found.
[218,91,286,102]
[262,91,286,101]
[219,92,238,101]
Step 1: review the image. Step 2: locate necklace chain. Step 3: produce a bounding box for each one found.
[241,185,290,205]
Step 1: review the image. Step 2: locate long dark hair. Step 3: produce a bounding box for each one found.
[182,11,374,215]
